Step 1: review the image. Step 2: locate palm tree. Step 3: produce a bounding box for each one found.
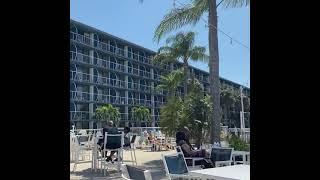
[152,0,250,143]
[132,106,151,127]
[95,104,120,127]
[153,31,208,95]
[156,69,184,97]
[160,96,183,137]
[220,87,237,127]
[181,77,213,148]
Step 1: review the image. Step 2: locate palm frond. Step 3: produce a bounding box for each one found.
[153,1,208,42]
[189,46,209,62]
[152,53,176,65]
[222,0,250,8]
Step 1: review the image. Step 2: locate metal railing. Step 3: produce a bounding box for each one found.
[70,32,153,66]
[70,71,126,89]
[70,91,91,102]
[70,111,91,121]
[70,32,212,84]
[71,51,155,79]
[70,90,163,108]
[70,111,161,122]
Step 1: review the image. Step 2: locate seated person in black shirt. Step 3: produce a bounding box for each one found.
[97,121,120,161]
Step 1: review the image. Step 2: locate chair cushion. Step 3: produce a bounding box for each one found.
[126,165,147,180]
[211,148,232,161]
[165,154,188,174]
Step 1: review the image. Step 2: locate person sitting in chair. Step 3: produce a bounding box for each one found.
[176,131,209,158]
[97,121,119,161]
[176,130,213,167]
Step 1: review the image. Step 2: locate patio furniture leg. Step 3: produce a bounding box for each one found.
[130,150,134,165]
[134,149,137,165]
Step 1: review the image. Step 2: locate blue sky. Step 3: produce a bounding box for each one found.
[70,0,250,87]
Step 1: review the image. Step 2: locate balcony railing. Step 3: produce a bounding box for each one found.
[70,32,171,75]
[128,98,153,107]
[70,51,154,79]
[70,91,91,102]
[71,32,154,67]
[71,71,127,89]
[128,114,161,121]
[154,101,164,107]
[70,71,91,83]
[70,32,91,46]
[70,111,90,121]
[70,89,161,107]
[70,32,209,82]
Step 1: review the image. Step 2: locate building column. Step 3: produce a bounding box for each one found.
[107,40,111,51]
[124,46,128,58]
[150,68,155,127]
[125,76,129,127]
[89,50,95,129]
[123,46,129,126]
[151,96,155,127]
[90,33,94,47]
[89,85,94,129]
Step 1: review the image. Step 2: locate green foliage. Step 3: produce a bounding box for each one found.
[160,96,183,137]
[156,69,184,97]
[159,75,213,146]
[181,78,212,147]
[132,106,151,127]
[228,135,249,151]
[95,104,120,125]
[153,31,208,77]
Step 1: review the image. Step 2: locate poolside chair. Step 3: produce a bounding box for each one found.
[123,135,137,166]
[176,146,204,168]
[162,152,201,180]
[100,132,124,175]
[210,147,233,167]
[70,134,81,172]
[121,164,152,180]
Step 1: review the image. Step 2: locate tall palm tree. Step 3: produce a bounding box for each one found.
[95,104,120,127]
[156,69,184,97]
[152,0,250,143]
[132,106,151,127]
[153,31,208,95]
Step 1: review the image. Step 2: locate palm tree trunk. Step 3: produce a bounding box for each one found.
[209,0,221,144]
[183,59,189,96]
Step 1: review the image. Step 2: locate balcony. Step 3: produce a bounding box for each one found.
[139,84,151,92]
[70,32,91,46]
[71,50,156,80]
[127,98,153,107]
[70,91,91,102]
[154,101,164,108]
[70,32,162,69]
[71,71,126,89]
[70,51,91,64]
[70,71,91,83]
[70,111,90,121]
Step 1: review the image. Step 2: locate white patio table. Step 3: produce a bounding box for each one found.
[190,165,250,180]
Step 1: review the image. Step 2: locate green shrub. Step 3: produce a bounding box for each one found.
[227,135,249,151]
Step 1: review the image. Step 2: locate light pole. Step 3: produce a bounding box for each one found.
[240,86,245,138]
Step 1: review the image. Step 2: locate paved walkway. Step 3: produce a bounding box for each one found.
[70,149,176,180]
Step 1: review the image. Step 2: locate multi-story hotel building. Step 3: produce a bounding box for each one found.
[70,19,250,129]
